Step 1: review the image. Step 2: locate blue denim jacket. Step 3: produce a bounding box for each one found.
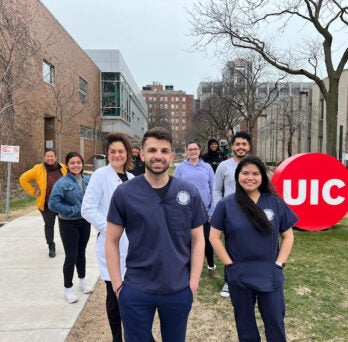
[48,173,90,219]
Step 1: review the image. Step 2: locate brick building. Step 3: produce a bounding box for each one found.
[142,83,194,154]
[0,0,147,178]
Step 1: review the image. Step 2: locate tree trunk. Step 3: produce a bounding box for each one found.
[325,82,339,158]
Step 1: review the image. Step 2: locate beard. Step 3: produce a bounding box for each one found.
[144,159,170,175]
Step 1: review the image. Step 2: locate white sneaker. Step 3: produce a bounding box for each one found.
[219,283,230,298]
[64,287,78,304]
[78,279,92,294]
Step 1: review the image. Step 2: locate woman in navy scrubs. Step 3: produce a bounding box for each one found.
[210,156,297,342]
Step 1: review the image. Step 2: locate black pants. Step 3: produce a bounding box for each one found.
[39,205,57,245]
[58,218,91,288]
[105,280,123,342]
[203,221,215,268]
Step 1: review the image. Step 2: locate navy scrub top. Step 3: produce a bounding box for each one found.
[211,193,298,292]
[107,175,207,294]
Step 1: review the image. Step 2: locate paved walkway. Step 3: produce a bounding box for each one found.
[0,210,99,342]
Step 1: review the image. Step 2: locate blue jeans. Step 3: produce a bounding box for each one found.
[119,284,193,342]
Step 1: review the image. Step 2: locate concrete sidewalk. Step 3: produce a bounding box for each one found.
[0,210,99,342]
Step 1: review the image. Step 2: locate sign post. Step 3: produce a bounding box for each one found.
[0,145,20,221]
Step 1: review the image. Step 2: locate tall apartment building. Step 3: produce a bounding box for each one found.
[142,83,194,154]
[0,0,147,177]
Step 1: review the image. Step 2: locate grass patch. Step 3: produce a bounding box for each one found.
[197,221,348,341]
[0,194,36,214]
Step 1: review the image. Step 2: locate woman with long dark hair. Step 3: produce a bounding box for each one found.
[210,156,297,341]
[48,152,91,304]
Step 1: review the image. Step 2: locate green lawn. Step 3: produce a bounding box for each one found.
[0,194,36,219]
[197,220,348,341]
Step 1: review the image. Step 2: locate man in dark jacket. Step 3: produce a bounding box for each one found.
[202,138,227,173]
[129,144,145,176]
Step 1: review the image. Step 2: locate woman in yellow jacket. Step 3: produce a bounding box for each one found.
[19,149,67,257]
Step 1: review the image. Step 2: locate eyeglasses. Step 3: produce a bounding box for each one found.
[187,148,200,152]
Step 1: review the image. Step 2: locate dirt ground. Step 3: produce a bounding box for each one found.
[65,277,237,342]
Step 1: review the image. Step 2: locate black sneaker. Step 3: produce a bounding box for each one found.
[49,244,56,258]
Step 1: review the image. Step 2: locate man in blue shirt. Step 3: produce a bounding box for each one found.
[105,127,206,342]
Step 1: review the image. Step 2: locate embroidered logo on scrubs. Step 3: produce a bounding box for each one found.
[264,209,274,221]
[176,191,191,205]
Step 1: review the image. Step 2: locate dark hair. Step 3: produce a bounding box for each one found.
[65,152,84,174]
[231,131,251,145]
[44,148,56,155]
[106,132,133,172]
[187,140,202,159]
[235,156,275,233]
[186,140,201,149]
[142,127,172,147]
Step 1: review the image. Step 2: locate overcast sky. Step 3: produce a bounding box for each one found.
[40,0,223,97]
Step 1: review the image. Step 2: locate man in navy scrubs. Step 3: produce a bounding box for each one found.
[105,127,206,342]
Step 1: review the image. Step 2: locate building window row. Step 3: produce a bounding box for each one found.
[80,126,104,141]
[42,59,89,105]
[102,72,132,123]
[147,96,186,102]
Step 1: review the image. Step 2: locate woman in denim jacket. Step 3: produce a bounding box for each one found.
[49,151,92,304]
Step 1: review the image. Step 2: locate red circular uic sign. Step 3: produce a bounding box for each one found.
[271,153,348,231]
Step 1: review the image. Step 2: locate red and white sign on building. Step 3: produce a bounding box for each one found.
[272,153,348,231]
[0,145,20,163]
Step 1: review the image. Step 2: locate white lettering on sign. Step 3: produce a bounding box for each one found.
[283,179,345,206]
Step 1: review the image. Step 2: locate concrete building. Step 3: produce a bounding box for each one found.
[142,83,194,154]
[85,50,148,141]
[255,72,348,164]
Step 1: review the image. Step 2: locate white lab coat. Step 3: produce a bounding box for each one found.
[81,164,134,280]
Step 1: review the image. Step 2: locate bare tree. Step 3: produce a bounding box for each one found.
[44,69,87,162]
[86,93,103,155]
[222,55,287,137]
[277,98,306,157]
[194,55,286,152]
[0,0,41,147]
[147,100,171,130]
[189,0,348,157]
[196,93,241,141]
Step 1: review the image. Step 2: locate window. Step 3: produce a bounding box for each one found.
[43,59,55,85]
[79,77,88,103]
[80,126,104,141]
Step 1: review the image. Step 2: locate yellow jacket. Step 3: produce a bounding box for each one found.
[19,163,67,211]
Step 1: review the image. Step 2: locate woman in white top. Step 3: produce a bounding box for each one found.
[82,132,134,342]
